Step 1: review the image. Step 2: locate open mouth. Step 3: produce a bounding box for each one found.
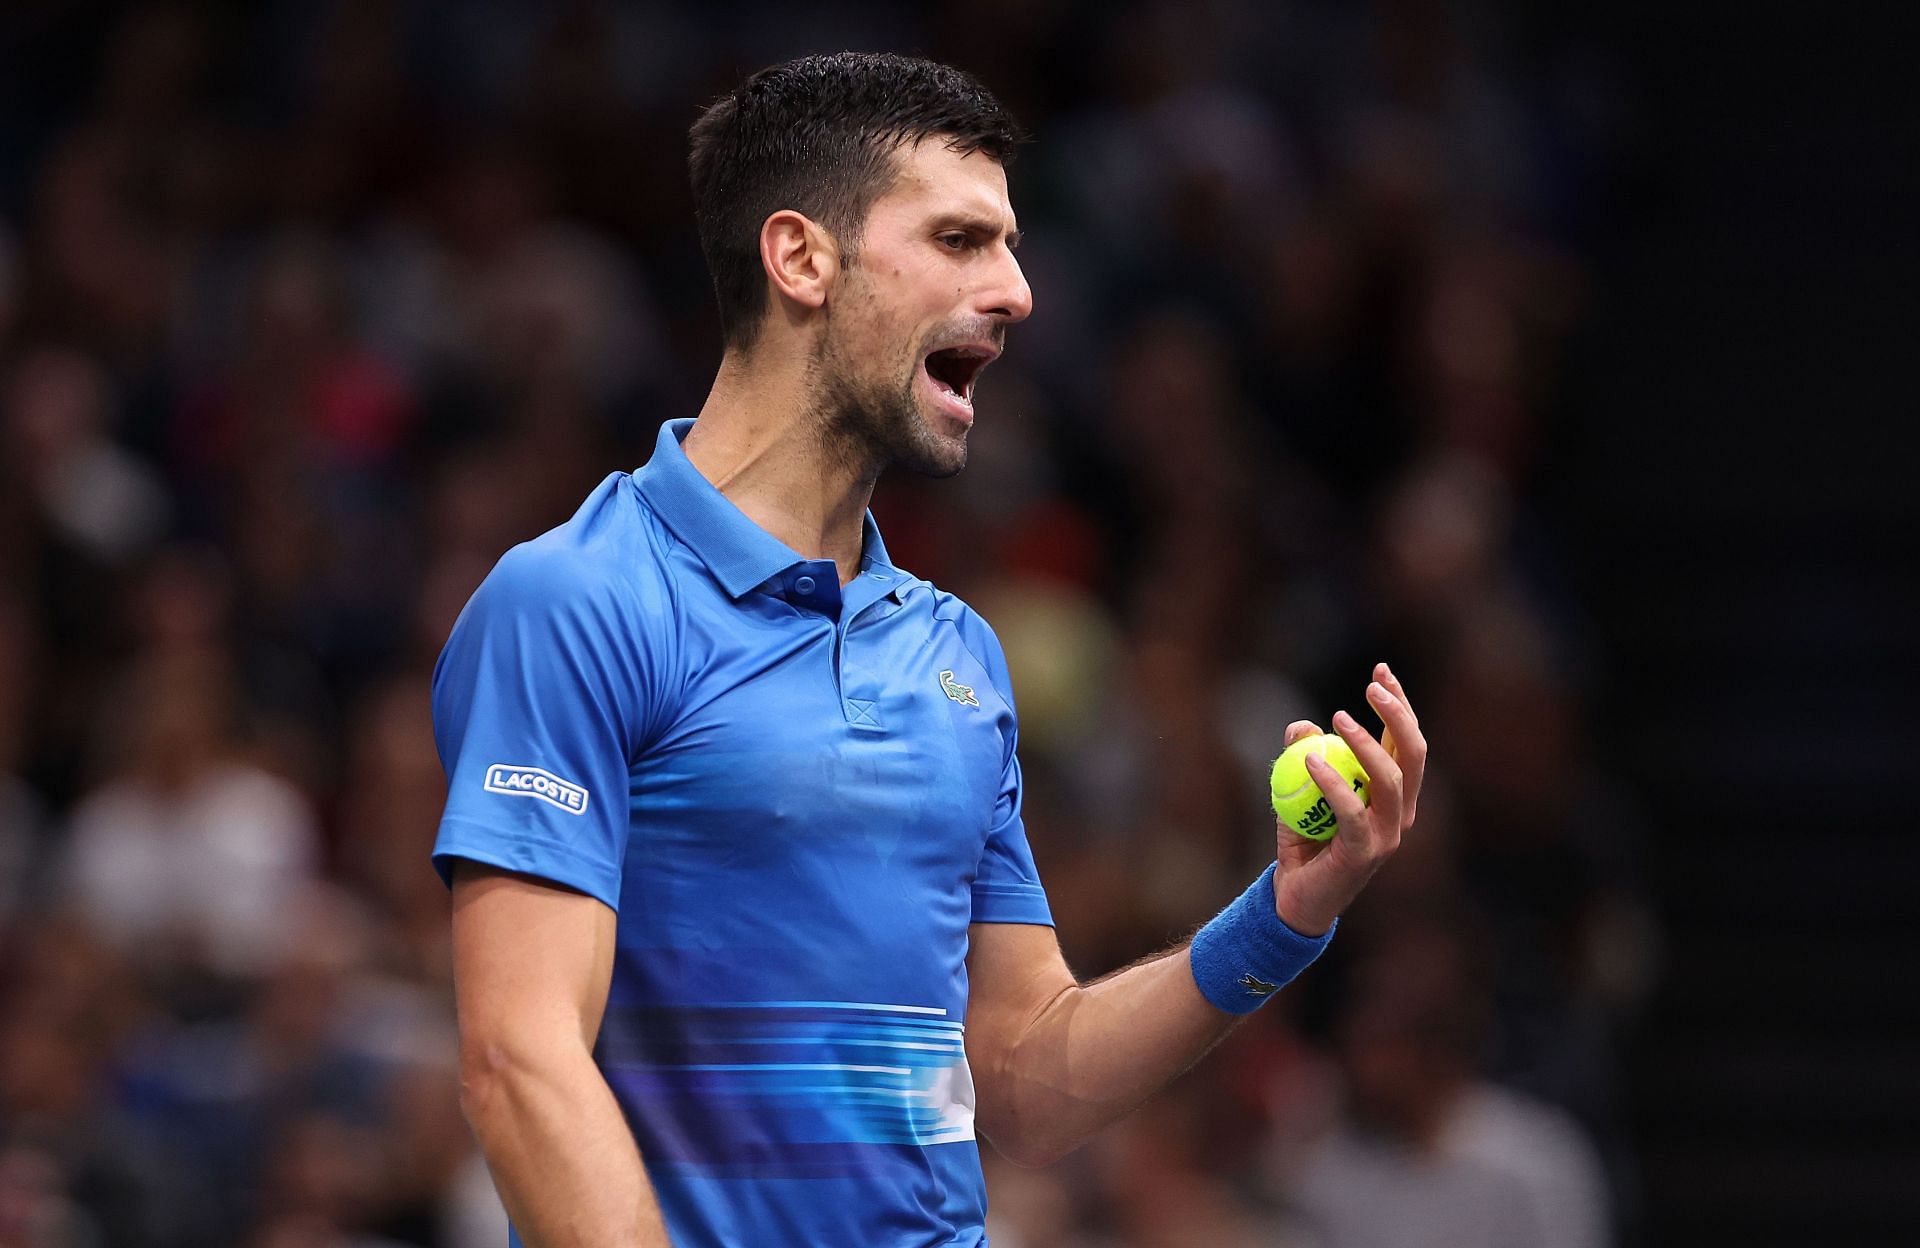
[921,345,996,418]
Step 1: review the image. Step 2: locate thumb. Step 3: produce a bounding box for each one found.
[1284,720,1325,748]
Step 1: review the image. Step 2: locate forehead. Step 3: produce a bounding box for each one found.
[868,139,1015,228]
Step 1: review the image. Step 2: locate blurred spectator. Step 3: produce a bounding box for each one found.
[0,1138,108,1248]
[0,913,151,1247]
[1270,911,1611,1248]
[176,230,415,484]
[59,649,320,982]
[334,673,457,985]
[5,345,170,565]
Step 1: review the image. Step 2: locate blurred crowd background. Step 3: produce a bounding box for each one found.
[0,1,1751,1245]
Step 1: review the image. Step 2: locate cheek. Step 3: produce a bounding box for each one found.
[833,293,923,376]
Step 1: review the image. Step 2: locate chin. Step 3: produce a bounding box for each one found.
[918,445,967,479]
[894,422,968,479]
[814,349,972,479]
[892,396,971,478]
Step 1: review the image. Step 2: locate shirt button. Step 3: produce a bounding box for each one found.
[795,575,816,595]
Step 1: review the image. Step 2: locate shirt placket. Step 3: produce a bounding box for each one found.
[835,559,903,732]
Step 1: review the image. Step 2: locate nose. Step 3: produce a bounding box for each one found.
[982,245,1033,324]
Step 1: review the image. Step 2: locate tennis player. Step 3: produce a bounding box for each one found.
[432,52,1424,1248]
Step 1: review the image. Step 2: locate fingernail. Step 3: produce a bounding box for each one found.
[1333,709,1357,730]
[1368,682,1393,704]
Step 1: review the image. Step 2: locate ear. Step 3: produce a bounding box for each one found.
[759,210,841,317]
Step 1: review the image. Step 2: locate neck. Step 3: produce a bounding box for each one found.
[683,343,877,585]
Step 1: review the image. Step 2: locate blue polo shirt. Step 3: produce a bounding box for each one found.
[431,418,1052,1247]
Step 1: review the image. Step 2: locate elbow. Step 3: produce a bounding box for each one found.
[978,1098,1085,1169]
[976,985,1090,1169]
[457,1031,529,1127]
[458,1021,599,1127]
[988,1131,1081,1171]
[456,1016,601,1133]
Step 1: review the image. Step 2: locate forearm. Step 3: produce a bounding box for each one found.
[983,945,1234,1166]
[462,1038,670,1247]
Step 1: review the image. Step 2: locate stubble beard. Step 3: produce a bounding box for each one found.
[808,327,968,485]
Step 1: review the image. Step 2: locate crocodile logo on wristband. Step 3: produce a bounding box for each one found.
[1238,972,1278,997]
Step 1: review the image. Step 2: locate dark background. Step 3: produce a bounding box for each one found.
[1557,5,1918,1242]
[0,2,1912,1246]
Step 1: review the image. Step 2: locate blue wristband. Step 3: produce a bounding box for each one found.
[1189,863,1337,1014]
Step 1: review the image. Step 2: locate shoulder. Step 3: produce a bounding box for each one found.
[924,583,1014,694]
[435,475,684,741]
[468,473,677,629]
[441,475,686,719]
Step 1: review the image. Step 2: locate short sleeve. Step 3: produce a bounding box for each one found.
[429,543,650,911]
[965,617,1053,927]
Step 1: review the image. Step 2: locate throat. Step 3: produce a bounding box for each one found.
[684,411,877,570]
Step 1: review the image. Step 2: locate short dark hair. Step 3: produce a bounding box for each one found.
[688,52,1023,351]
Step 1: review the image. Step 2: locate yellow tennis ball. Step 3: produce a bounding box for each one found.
[1270,733,1371,842]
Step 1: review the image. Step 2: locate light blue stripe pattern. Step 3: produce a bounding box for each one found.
[615,1001,977,1147]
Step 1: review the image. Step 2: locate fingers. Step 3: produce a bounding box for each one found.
[1371,664,1421,754]
[1284,719,1325,747]
[1306,748,1396,861]
[1329,708,1403,848]
[1374,662,1416,718]
[1367,663,1427,826]
[1272,667,1421,933]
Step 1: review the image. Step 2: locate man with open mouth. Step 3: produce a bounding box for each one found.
[430,50,1425,1248]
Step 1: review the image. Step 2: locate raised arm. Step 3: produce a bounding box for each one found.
[966,664,1425,1167]
[451,862,671,1247]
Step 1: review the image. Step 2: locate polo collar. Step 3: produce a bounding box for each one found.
[631,418,903,601]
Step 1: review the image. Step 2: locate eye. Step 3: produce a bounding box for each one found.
[936,232,970,251]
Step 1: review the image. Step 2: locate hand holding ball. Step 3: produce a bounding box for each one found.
[1270,734,1371,842]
